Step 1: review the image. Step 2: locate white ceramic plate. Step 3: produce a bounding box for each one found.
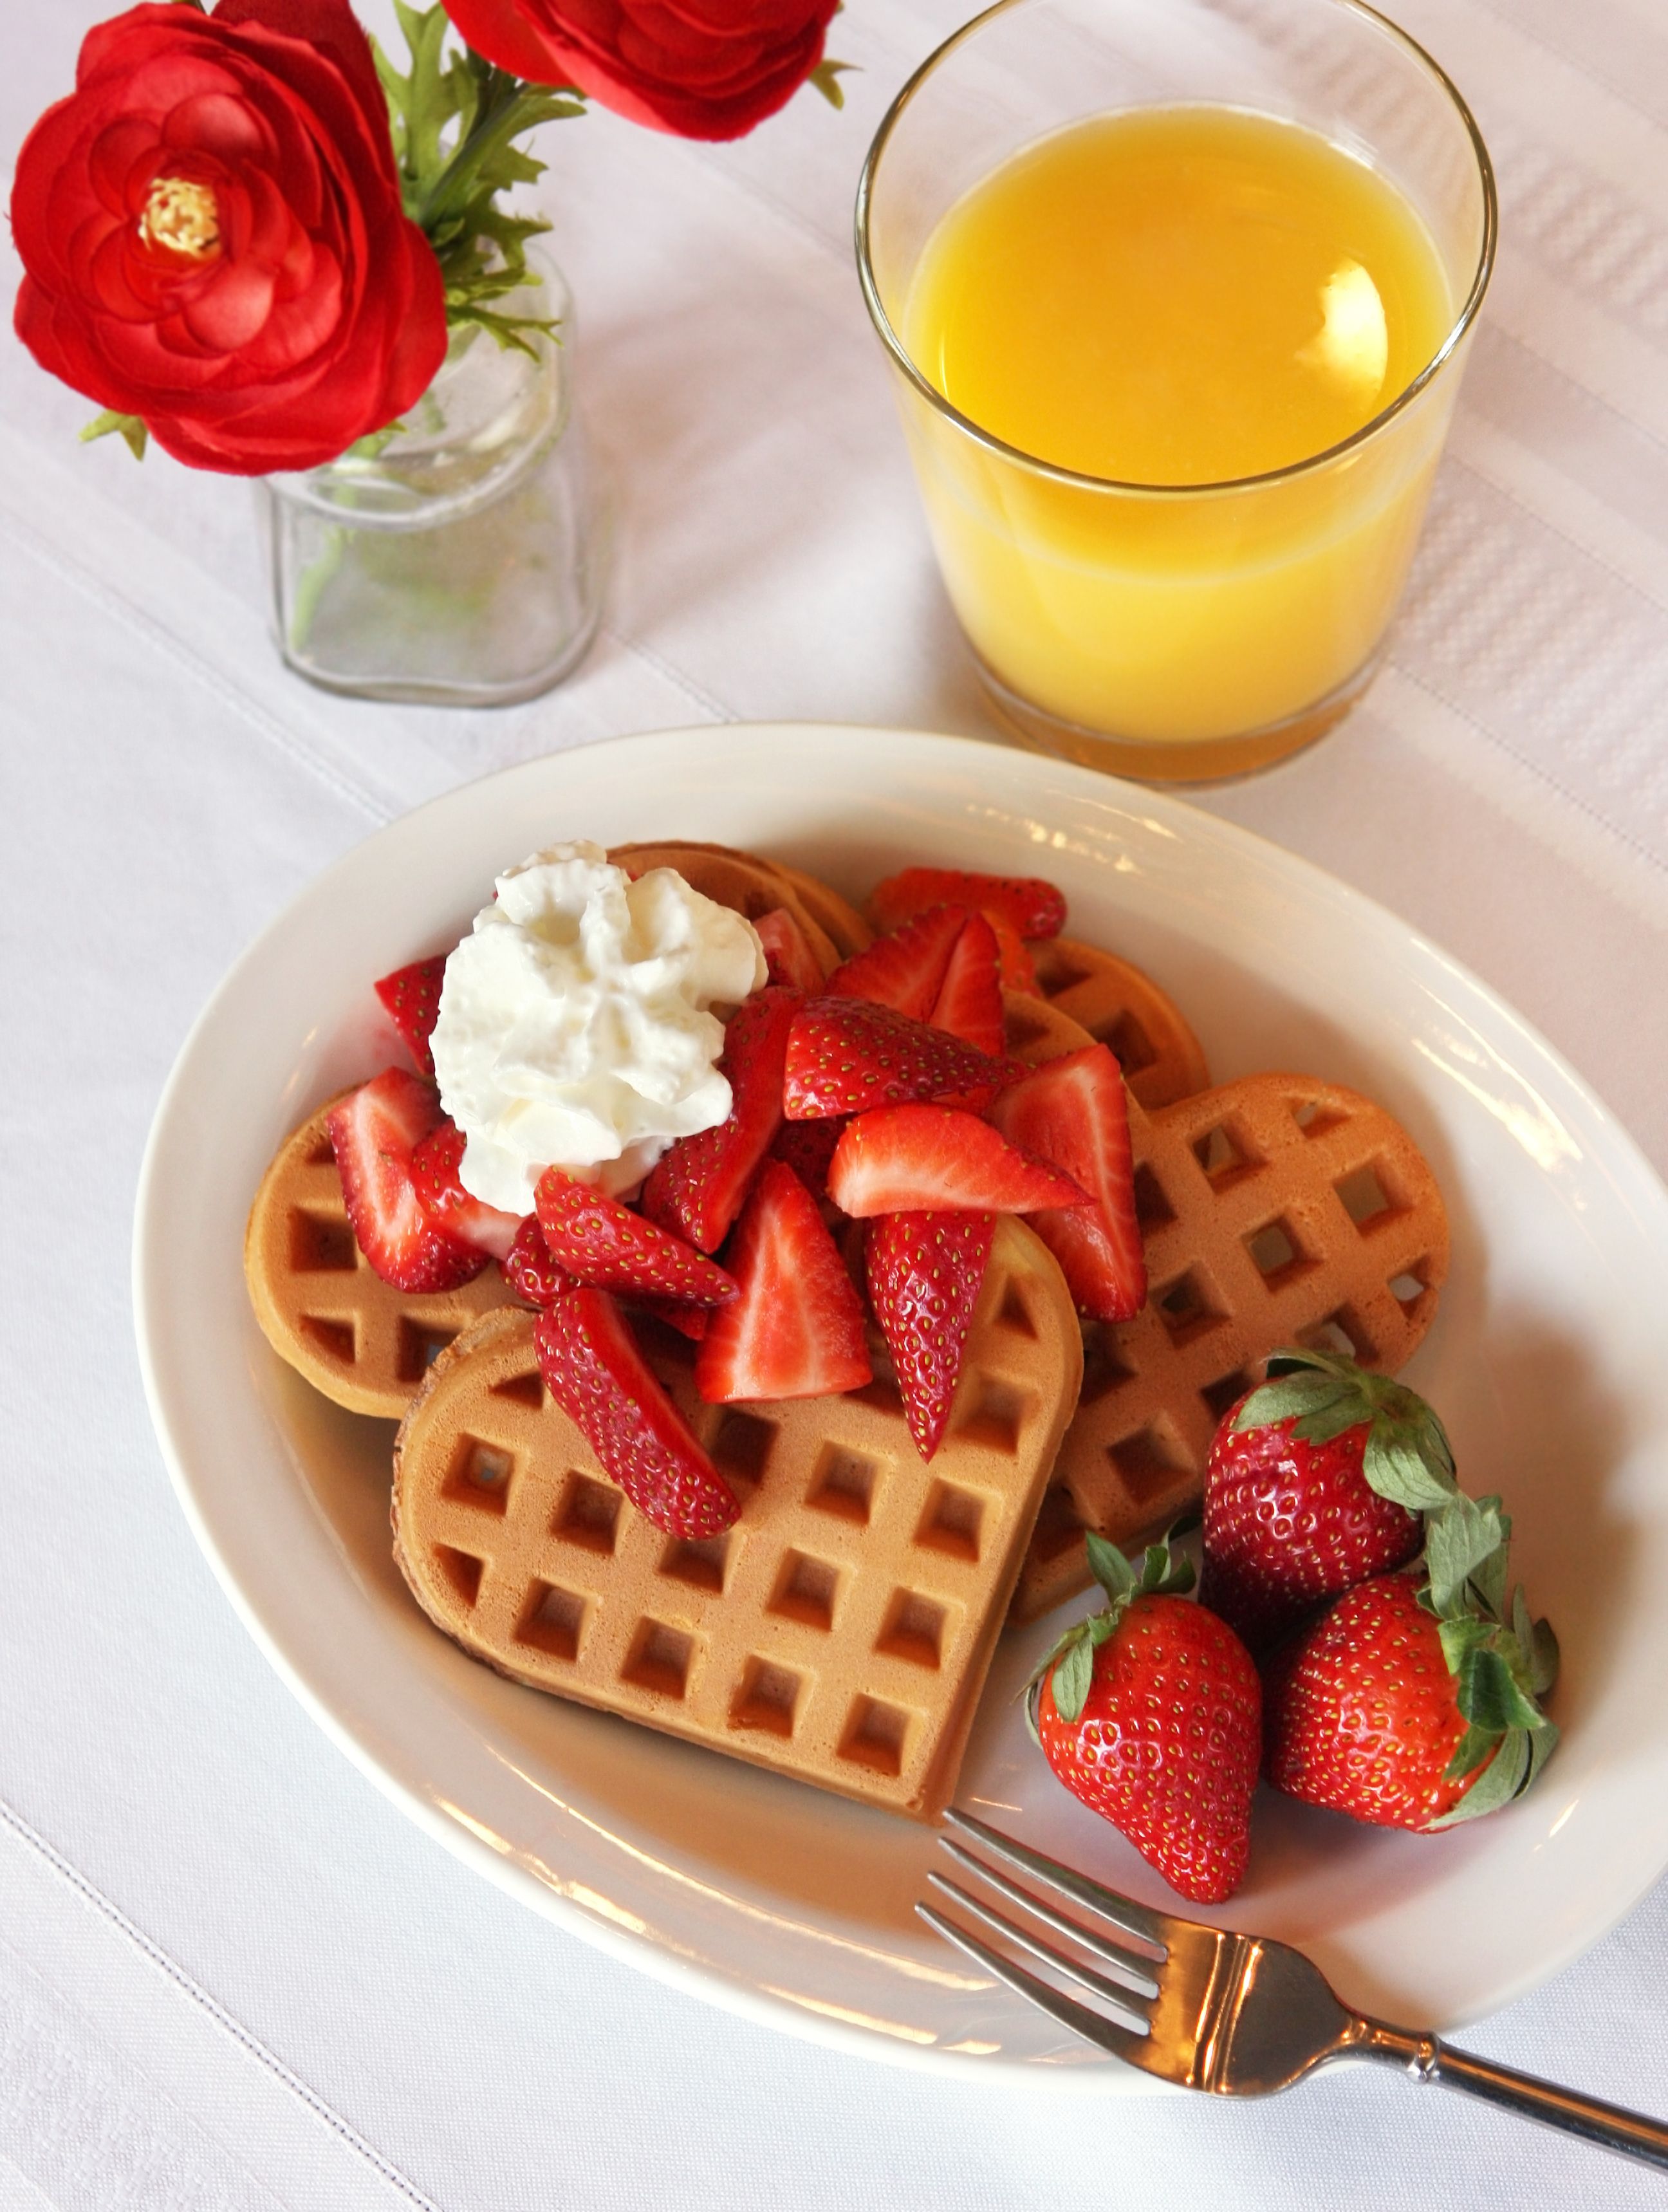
[135,725,1668,2084]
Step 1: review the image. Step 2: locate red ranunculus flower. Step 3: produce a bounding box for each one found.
[10,0,449,475]
[444,0,839,142]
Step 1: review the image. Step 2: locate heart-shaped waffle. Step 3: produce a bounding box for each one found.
[1002,987,1103,1066]
[393,1217,1082,1819]
[1011,1072,1450,1622]
[245,1096,515,1418]
[760,857,873,960]
[1026,937,1210,1110]
[606,842,843,976]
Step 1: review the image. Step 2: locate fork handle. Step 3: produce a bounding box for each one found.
[1360,2021,1668,2171]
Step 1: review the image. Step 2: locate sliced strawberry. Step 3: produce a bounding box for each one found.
[869,866,1066,942]
[326,1069,486,1292]
[929,911,1005,1056]
[988,912,1037,993]
[989,1045,1145,1321]
[768,1113,847,1200]
[754,907,825,993]
[634,1296,712,1343]
[826,904,967,1020]
[373,956,447,1079]
[502,1214,570,1307]
[696,1161,872,1402]
[866,1211,996,1461]
[826,1104,1087,1217]
[533,1288,738,1538]
[411,1119,523,1261]
[642,986,802,1252]
[535,1169,737,1306]
[783,998,1010,1120]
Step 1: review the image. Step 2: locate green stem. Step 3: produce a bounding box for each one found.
[415,73,580,236]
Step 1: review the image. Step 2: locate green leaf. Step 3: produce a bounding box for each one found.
[1442,1720,1501,1784]
[1019,1624,1079,1703]
[1424,1492,1505,1619]
[808,57,855,109]
[1052,1636,1094,1725]
[1437,1615,1491,1675]
[1456,1644,1548,1734]
[1084,1532,1135,1604]
[1230,1372,1353,1433]
[1469,1496,1512,1620]
[1529,1617,1561,1698]
[1160,1550,1196,1597]
[1289,1395,1380,1447]
[1524,1720,1561,1788]
[1429,1727,1530,1828]
[373,4,586,351]
[344,418,407,463]
[1263,1346,1355,1384]
[1363,1431,1456,1512]
[1022,1675,1044,1751]
[1135,1538,1195,1597]
[80,410,148,460]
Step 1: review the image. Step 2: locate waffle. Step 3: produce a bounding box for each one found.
[1002,988,1097,1066]
[606,842,841,977]
[245,1096,516,1418]
[1012,1072,1450,1622]
[392,1216,1082,1819]
[1026,937,1209,1110]
[763,860,873,961]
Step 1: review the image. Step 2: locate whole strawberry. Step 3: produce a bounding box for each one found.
[1265,1492,1559,1832]
[1201,1347,1457,1653]
[1030,1534,1262,1904]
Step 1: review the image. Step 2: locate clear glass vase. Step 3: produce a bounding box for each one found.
[261,254,608,706]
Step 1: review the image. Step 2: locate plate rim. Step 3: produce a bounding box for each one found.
[133,720,1668,2081]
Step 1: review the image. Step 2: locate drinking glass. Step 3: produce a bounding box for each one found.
[857,0,1495,781]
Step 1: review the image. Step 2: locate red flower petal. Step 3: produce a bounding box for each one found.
[10,0,449,474]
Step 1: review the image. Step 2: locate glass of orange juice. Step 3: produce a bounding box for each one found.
[857,0,1495,781]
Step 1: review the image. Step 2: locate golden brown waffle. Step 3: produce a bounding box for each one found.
[606,842,840,977]
[1001,988,1097,1066]
[393,1218,1082,1818]
[1027,937,1209,1109]
[763,860,873,961]
[245,1097,516,1419]
[1012,1072,1450,1623]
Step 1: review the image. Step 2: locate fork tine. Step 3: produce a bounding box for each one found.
[926,1873,1156,2026]
[936,1844,1162,1997]
[945,1807,1178,1954]
[916,1903,1161,2072]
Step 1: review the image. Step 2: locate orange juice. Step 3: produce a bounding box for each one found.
[897,106,1458,760]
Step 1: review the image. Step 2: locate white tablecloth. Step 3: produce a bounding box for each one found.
[6,1,1668,2203]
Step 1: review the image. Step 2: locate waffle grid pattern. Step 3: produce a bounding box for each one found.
[1014,1072,1450,1622]
[244,1101,514,1418]
[394,1221,1081,1817]
[1028,936,1210,1109]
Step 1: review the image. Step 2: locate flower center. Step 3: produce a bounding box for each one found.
[140,176,221,261]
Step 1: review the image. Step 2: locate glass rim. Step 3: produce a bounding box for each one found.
[853,0,1498,500]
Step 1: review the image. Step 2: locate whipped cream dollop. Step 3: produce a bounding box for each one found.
[430,842,766,1212]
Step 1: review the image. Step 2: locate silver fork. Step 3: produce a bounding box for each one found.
[922,1810,1668,2172]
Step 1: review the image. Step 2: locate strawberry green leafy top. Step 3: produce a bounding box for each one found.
[1229,1344,1458,1512]
[1420,1489,1560,1826]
